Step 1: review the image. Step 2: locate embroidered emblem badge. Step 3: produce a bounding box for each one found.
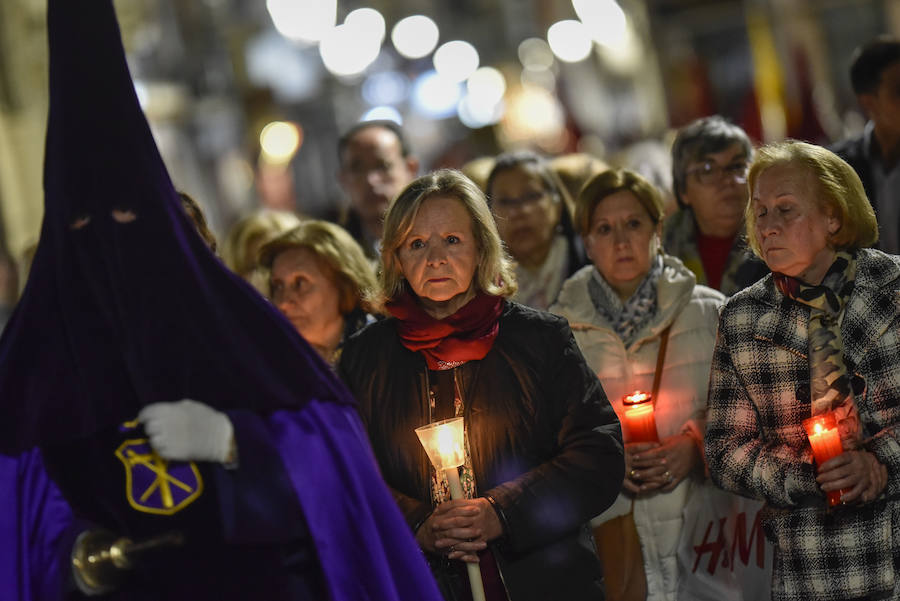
[115,438,203,515]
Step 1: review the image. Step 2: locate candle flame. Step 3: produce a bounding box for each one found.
[623,391,651,405]
[813,423,823,435]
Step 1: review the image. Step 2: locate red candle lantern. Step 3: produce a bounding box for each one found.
[802,412,849,507]
[622,391,659,443]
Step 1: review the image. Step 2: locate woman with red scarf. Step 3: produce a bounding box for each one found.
[338,169,625,601]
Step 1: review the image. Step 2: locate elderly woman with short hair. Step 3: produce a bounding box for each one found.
[339,169,623,601]
[705,140,898,601]
[551,169,724,601]
[259,220,377,365]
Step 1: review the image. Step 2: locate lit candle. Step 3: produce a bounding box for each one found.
[415,418,486,601]
[802,413,849,507]
[622,391,659,443]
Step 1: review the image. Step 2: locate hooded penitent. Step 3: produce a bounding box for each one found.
[0,2,441,600]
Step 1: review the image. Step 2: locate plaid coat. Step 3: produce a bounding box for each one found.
[705,248,900,601]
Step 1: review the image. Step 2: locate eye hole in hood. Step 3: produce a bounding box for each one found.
[111,208,138,223]
[70,215,91,230]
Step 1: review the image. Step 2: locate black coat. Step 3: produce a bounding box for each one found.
[339,301,624,601]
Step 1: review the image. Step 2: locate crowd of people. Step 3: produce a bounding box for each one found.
[3,3,900,600]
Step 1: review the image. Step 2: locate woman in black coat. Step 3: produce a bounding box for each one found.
[339,169,624,601]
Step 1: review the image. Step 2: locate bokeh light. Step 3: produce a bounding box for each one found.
[466,67,506,107]
[412,70,463,119]
[320,23,380,77]
[573,0,628,49]
[362,106,403,124]
[518,37,555,71]
[458,95,505,129]
[547,20,593,63]
[433,41,480,83]
[259,121,302,165]
[362,71,409,106]
[266,0,336,45]
[344,8,385,47]
[391,15,440,59]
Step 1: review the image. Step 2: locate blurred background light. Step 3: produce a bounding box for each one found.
[547,20,593,63]
[245,30,322,102]
[500,83,566,148]
[517,37,555,71]
[362,71,409,106]
[466,67,506,107]
[320,22,380,77]
[361,106,403,124]
[458,94,505,129]
[391,15,440,60]
[259,121,302,165]
[573,0,628,49]
[433,41,480,83]
[520,67,556,90]
[266,0,336,45]
[412,70,463,119]
[344,8,385,48]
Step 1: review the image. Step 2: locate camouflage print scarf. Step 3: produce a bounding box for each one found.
[773,251,861,448]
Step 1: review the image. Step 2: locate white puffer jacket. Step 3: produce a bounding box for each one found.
[550,255,724,601]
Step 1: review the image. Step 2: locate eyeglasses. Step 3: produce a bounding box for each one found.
[686,161,749,186]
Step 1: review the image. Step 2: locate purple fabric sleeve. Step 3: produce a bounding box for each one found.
[213,410,309,544]
[0,449,74,601]
[268,402,443,601]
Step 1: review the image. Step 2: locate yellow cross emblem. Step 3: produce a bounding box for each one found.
[115,439,203,515]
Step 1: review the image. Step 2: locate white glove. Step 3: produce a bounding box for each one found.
[137,399,234,463]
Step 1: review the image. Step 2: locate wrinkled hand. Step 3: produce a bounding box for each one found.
[415,498,499,563]
[817,450,887,504]
[137,399,234,463]
[625,434,700,494]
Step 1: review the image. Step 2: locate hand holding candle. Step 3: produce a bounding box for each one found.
[416,418,486,601]
[622,391,660,444]
[802,413,850,507]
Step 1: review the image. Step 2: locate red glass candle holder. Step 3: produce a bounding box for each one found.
[802,412,849,507]
[622,391,659,444]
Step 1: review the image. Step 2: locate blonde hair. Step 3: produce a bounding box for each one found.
[745,141,878,257]
[574,168,666,237]
[222,209,301,278]
[377,169,517,309]
[259,220,378,315]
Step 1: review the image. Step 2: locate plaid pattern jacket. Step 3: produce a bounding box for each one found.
[705,248,900,601]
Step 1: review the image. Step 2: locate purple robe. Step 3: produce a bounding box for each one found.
[0,449,73,601]
[0,1,442,599]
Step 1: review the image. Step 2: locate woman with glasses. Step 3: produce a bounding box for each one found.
[665,116,768,295]
[551,169,724,601]
[485,151,588,310]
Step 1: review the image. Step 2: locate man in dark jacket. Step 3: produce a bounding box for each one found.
[830,36,900,253]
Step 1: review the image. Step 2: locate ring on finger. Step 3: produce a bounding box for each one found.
[449,545,456,554]
[629,468,636,479]
[664,470,673,483]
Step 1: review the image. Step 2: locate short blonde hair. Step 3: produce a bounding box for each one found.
[574,169,666,237]
[378,169,517,309]
[745,141,878,257]
[222,209,301,277]
[259,220,378,315]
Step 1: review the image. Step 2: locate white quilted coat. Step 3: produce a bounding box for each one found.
[550,255,724,601]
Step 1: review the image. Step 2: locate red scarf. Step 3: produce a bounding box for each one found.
[386,290,504,370]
